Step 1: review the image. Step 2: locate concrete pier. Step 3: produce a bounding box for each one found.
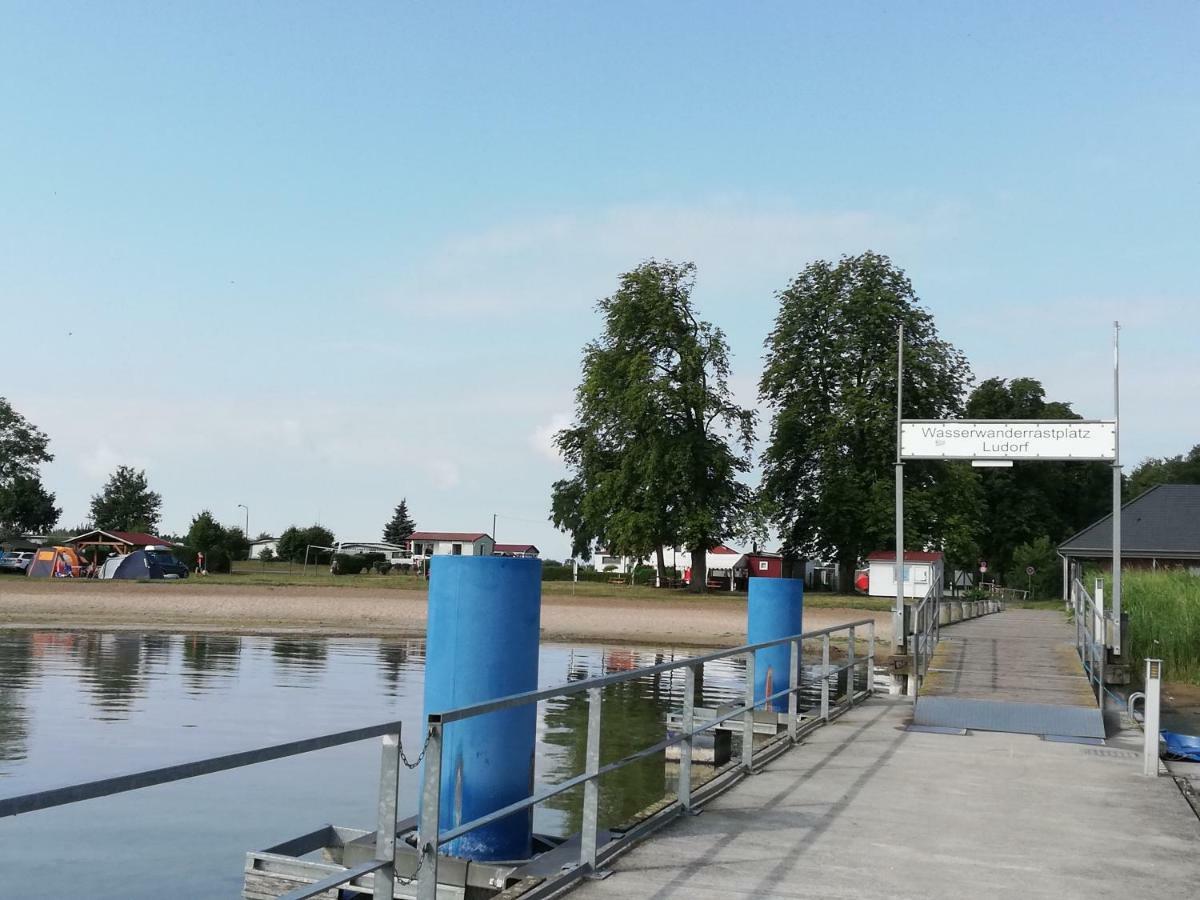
[570,697,1200,899]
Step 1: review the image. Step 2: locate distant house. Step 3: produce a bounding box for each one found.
[248,537,279,559]
[407,531,495,558]
[865,550,945,598]
[732,550,783,590]
[333,541,410,565]
[595,548,634,574]
[1059,484,1200,577]
[493,543,539,558]
[661,545,744,588]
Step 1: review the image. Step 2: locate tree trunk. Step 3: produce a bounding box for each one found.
[655,545,666,586]
[688,547,707,593]
[837,558,856,595]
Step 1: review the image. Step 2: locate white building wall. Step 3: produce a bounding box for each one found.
[867,560,941,598]
[423,537,494,557]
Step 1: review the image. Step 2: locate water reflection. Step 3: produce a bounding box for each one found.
[378,639,424,697]
[0,633,33,766]
[542,649,678,834]
[271,638,327,680]
[76,633,150,719]
[181,636,241,692]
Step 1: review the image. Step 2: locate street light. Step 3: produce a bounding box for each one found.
[237,504,249,558]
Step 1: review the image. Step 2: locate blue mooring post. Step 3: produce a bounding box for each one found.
[423,555,542,861]
[747,578,804,713]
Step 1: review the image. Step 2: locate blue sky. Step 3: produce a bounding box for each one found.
[2,2,1197,558]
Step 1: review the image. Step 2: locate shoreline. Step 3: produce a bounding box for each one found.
[0,580,890,648]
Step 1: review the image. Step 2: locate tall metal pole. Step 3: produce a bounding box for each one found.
[1111,321,1122,655]
[895,324,906,654]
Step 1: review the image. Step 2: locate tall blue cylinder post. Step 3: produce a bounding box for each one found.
[423,555,542,861]
[747,578,804,712]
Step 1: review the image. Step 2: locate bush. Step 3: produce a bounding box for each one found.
[258,546,275,562]
[332,553,369,575]
[205,547,232,574]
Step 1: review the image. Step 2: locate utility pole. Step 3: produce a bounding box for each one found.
[237,504,249,558]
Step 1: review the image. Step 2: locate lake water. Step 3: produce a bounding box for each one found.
[0,630,745,898]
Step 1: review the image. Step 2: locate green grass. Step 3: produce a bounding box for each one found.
[1105,570,1200,685]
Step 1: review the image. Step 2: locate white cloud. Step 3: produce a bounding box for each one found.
[383,199,962,319]
[529,413,572,463]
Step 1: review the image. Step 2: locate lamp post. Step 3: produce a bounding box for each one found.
[237,504,249,558]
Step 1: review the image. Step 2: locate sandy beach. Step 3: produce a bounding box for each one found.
[0,579,889,647]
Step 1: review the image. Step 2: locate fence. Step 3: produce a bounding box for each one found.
[0,619,876,900]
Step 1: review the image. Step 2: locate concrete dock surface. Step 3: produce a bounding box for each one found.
[571,698,1200,899]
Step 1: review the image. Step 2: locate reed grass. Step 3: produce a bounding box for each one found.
[1110,570,1200,684]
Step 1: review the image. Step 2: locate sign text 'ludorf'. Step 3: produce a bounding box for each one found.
[900,420,1116,461]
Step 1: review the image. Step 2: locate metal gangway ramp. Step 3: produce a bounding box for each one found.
[912,592,1106,739]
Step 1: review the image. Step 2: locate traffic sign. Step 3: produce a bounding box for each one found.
[1026,566,1036,576]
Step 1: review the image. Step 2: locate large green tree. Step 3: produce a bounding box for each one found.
[0,398,58,536]
[551,260,755,591]
[277,524,336,563]
[1127,444,1200,499]
[759,252,976,587]
[382,499,416,544]
[965,377,1109,578]
[0,475,61,535]
[90,466,162,533]
[0,398,52,483]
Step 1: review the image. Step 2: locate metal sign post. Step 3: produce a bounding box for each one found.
[1112,322,1122,654]
[893,323,1123,681]
[894,323,905,654]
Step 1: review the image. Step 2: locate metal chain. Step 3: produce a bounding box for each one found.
[399,725,434,770]
[394,847,424,885]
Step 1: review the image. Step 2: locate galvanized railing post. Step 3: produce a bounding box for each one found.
[680,666,695,812]
[846,625,856,707]
[867,619,876,696]
[742,652,756,772]
[820,634,830,721]
[373,732,400,899]
[581,686,603,874]
[1095,578,1107,710]
[787,639,800,742]
[416,720,443,900]
[1143,659,1162,777]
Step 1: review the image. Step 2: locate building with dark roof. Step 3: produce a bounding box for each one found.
[1058,483,1200,575]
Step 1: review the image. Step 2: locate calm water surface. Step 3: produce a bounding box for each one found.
[0,631,745,898]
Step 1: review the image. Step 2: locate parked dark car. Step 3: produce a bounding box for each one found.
[143,547,190,579]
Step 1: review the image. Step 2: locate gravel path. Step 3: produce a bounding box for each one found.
[0,579,891,646]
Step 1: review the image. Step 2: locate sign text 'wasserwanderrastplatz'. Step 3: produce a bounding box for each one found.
[900,420,1117,461]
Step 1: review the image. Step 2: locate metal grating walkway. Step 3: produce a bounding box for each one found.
[913,609,1105,739]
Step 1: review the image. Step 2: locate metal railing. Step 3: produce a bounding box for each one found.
[980,582,1029,603]
[411,618,875,899]
[0,719,414,899]
[907,582,942,698]
[0,619,876,900]
[1071,576,1111,706]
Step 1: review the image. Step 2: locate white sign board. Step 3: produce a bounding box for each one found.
[901,420,1116,461]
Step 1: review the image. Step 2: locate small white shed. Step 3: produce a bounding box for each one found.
[866,551,944,599]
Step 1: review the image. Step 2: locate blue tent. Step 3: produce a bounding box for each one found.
[101,550,166,580]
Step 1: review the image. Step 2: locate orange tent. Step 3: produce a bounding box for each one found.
[26,546,86,578]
